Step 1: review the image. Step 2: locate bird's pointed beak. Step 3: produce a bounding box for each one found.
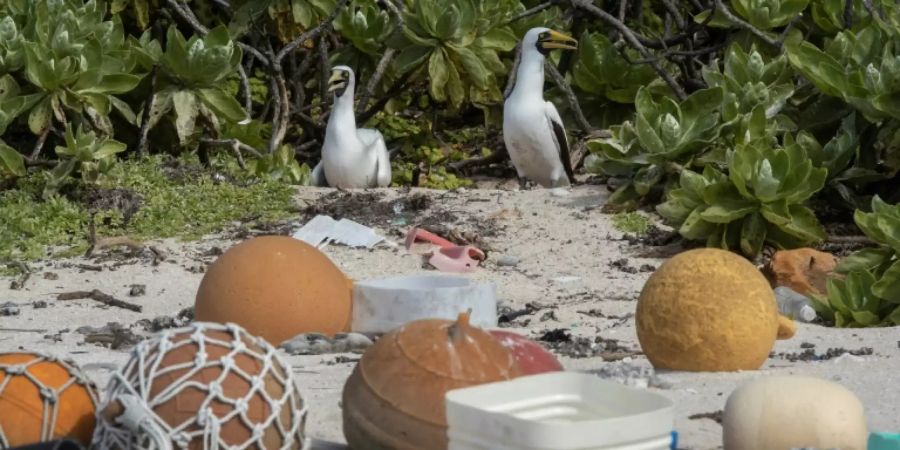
[540,30,578,51]
[328,71,347,93]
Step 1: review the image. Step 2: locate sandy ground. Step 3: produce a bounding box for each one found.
[2,183,899,450]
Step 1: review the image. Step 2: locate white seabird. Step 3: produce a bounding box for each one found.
[504,27,578,189]
[312,65,391,188]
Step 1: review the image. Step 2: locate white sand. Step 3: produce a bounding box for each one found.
[2,184,898,449]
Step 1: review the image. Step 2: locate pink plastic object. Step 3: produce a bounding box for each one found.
[405,227,485,273]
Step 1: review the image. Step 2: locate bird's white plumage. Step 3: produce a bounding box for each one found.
[314,65,391,188]
[503,28,573,188]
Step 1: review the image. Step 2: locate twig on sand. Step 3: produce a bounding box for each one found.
[57,290,143,313]
[0,328,48,333]
[8,262,30,290]
[826,235,875,244]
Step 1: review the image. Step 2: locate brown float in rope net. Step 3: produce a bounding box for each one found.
[92,322,308,450]
[0,353,99,448]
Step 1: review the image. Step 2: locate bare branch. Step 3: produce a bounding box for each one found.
[296,139,320,152]
[137,65,159,156]
[236,64,253,114]
[357,0,404,114]
[843,0,854,28]
[273,0,349,66]
[357,48,397,114]
[30,125,51,160]
[569,0,688,100]
[626,41,726,64]
[545,61,592,133]
[202,138,263,158]
[660,0,686,31]
[448,148,508,173]
[358,72,414,123]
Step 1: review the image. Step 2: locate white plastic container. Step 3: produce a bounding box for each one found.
[351,275,497,333]
[445,372,674,450]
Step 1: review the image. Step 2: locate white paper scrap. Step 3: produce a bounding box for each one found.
[292,215,386,248]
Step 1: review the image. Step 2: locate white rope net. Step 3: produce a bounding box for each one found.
[92,322,308,450]
[0,353,100,449]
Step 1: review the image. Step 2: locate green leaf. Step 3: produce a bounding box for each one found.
[86,73,143,94]
[781,204,827,243]
[173,90,200,146]
[94,140,127,158]
[395,45,432,73]
[887,305,900,325]
[740,212,766,257]
[477,27,517,51]
[850,310,880,326]
[197,88,247,122]
[428,49,450,102]
[28,97,52,134]
[837,247,894,274]
[872,260,900,303]
[680,87,723,123]
[0,140,25,177]
[633,164,663,195]
[753,159,780,202]
[445,56,465,108]
[448,45,489,89]
[785,40,849,98]
[634,111,665,155]
[680,208,717,240]
[699,202,756,223]
[133,0,151,29]
[109,96,137,124]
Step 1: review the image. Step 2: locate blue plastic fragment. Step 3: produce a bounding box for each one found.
[670,430,679,450]
[869,432,900,450]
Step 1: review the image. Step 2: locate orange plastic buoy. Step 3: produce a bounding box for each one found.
[0,353,98,448]
[195,236,353,344]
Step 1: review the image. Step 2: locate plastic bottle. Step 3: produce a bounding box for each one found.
[774,286,818,323]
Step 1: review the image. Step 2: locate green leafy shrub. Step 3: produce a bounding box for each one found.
[44,124,127,196]
[809,196,900,326]
[657,108,827,257]
[1,0,141,137]
[132,25,247,147]
[388,0,518,109]
[587,86,723,207]
[573,31,657,104]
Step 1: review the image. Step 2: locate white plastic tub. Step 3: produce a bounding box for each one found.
[445,372,674,450]
[351,275,497,333]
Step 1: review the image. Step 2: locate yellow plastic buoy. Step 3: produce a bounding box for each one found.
[636,248,794,371]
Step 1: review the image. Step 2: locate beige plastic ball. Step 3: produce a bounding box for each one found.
[723,375,867,450]
[636,248,792,371]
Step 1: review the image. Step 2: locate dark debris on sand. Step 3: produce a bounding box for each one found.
[305,191,432,226]
[137,307,195,332]
[772,346,873,362]
[689,410,724,424]
[538,328,641,360]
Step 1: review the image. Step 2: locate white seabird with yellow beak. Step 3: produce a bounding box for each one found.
[504,28,578,189]
[312,66,391,188]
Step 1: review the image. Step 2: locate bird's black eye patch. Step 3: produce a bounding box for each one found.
[539,31,549,41]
